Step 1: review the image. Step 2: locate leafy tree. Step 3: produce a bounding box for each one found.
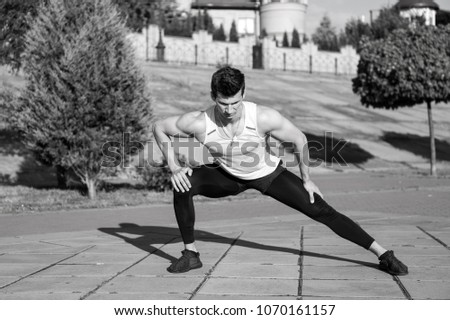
[437,9,450,26]
[291,28,301,48]
[112,0,177,32]
[303,34,309,43]
[0,0,43,72]
[312,15,339,52]
[343,18,372,51]
[282,31,289,47]
[352,25,450,176]
[10,0,152,198]
[370,6,409,40]
[165,12,192,37]
[213,24,226,41]
[229,20,239,42]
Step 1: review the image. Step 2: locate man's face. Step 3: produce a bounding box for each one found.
[214,90,245,120]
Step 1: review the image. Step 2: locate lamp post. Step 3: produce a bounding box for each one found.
[155,0,165,62]
[252,0,263,69]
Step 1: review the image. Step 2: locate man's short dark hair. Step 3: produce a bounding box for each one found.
[210,66,245,100]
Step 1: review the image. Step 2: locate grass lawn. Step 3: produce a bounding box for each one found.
[1,62,450,214]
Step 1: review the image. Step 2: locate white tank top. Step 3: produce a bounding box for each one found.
[202,101,280,180]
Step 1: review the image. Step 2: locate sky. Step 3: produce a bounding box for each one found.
[305,0,450,35]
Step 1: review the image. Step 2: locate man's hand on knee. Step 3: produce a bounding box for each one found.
[303,179,324,204]
[171,167,193,192]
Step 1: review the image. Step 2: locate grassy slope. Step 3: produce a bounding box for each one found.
[1,62,450,214]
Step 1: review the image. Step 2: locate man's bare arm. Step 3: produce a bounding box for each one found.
[258,106,323,203]
[152,111,204,192]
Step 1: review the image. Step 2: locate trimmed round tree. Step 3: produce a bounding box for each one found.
[353,25,450,176]
[11,0,152,198]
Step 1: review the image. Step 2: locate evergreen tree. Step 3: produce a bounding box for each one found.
[312,15,339,52]
[203,10,215,34]
[11,0,152,199]
[260,28,268,39]
[195,10,204,31]
[229,20,239,42]
[213,24,226,41]
[291,28,301,48]
[181,13,194,37]
[343,18,372,51]
[282,31,289,47]
[0,0,43,72]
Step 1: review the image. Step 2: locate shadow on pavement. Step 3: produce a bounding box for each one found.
[382,131,450,161]
[279,132,374,165]
[99,223,379,270]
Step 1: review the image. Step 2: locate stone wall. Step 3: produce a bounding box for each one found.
[129,25,359,75]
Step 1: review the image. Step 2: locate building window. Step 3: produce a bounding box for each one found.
[238,18,254,35]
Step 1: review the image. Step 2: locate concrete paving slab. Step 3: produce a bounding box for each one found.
[86,292,190,300]
[34,264,131,277]
[0,244,90,255]
[1,168,450,300]
[0,263,50,277]
[0,253,73,264]
[302,295,404,300]
[220,252,299,265]
[192,293,297,300]
[303,254,375,267]
[0,242,79,254]
[0,292,83,300]
[227,245,299,256]
[301,279,406,299]
[212,264,299,279]
[63,253,148,265]
[425,231,450,245]
[401,280,450,299]
[199,278,299,296]
[404,267,450,281]
[2,276,109,295]
[402,255,450,267]
[98,275,204,294]
[0,276,20,287]
[379,246,450,256]
[120,262,214,277]
[303,265,389,281]
[303,244,450,257]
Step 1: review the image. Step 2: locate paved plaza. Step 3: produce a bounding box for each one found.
[1,168,449,300]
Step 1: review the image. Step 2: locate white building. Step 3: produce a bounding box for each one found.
[396,0,440,26]
[176,0,308,42]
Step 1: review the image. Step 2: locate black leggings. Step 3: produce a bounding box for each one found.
[173,164,375,250]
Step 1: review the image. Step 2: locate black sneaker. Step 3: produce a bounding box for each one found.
[167,250,203,273]
[379,250,408,276]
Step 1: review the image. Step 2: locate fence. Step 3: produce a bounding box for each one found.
[129,25,359,75]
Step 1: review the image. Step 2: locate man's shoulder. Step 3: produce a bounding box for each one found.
[178,110,206,134]
[256,105,282,122]
[255,105,284,133]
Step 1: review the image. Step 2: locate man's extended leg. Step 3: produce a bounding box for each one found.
[169,165,243,273]
[264,170,408,275]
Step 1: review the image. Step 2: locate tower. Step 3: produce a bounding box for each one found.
[396,0,440,25]
[260,0,308,42]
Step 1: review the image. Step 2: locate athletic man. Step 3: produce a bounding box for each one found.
[153,66,408,276]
